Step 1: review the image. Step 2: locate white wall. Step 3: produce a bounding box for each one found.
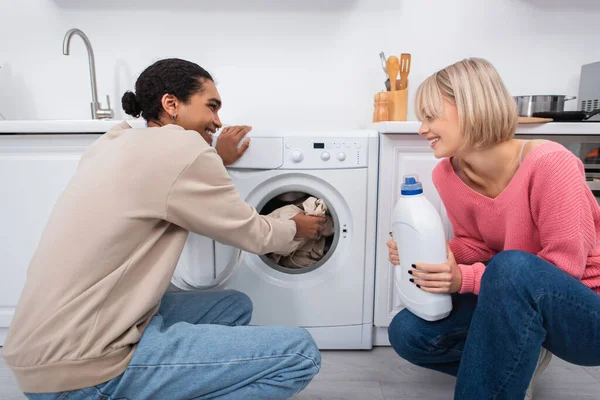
[1,0,600,129]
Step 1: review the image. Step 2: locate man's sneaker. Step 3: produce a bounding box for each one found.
[525,347,553,400]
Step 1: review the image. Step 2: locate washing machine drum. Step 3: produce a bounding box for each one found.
[171,191,339,290]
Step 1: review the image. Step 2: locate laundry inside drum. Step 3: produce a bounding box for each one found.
[259,191,336,273]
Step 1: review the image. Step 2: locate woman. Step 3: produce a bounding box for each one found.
[387,58,600,399]
[4,58,325,399]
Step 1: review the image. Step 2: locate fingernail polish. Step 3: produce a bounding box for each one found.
[411,264,416,268]
[416,284,421,288]
[408,270,413,275]
[409,278,414,283]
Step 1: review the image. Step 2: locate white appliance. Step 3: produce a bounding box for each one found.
[578,61,600,121]
[170,129,379,349]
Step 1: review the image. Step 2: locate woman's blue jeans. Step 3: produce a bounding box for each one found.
[388,250,600,399]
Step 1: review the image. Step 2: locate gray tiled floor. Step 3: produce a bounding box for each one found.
[2,347,599,399]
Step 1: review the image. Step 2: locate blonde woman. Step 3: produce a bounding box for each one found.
[387,58,600,399]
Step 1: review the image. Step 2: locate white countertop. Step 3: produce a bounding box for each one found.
[1,119,599,135]
[374,121,600,135]
[0,119,147,133]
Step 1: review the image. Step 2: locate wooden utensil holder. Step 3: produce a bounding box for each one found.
[373,83,408,122]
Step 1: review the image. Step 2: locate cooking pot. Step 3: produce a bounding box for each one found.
[514,95,576,117]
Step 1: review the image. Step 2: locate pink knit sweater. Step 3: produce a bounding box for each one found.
[433,141,600,295]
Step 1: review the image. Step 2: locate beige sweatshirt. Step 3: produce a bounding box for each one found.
[2,122,297,393]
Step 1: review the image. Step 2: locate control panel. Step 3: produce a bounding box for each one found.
[282,137,368,169]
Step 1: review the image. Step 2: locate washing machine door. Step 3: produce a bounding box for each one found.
[170,233,242,290]
[171,169,352,291]
[171,136,285,290]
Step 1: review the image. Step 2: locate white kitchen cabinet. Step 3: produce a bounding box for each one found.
[374,133,452,342]
[0,135,98,345]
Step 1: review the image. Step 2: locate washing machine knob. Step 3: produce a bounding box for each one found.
[290,150,304,163]
[321,151,331,161]
[337,152,346,161]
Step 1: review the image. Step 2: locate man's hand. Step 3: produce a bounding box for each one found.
[215,126,252,166]
[291,213,328,239]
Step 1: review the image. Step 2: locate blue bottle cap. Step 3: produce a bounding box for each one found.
[401,175,423,195]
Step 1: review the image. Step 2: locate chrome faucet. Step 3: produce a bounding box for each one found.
[62,28,114,120]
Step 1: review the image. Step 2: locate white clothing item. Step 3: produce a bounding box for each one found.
[266,196,334,268]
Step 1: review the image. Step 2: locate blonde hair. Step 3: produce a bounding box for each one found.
[415,58,518,148]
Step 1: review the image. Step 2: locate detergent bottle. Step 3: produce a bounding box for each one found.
[391,174,452,321]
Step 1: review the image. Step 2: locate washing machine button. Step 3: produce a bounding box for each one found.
[290,150,304,163]
[321,151,331,161]
[337,152,346,161]
[355,143,361,149]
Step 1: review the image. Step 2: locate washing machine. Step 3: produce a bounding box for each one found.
[170,129,378,349]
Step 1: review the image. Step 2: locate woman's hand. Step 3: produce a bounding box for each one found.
[387,233,400,265]
[215,125,251,166]
[412,243,462,293]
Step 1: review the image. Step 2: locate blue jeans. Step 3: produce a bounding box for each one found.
[25,289,321,400]
[388,250,600,399]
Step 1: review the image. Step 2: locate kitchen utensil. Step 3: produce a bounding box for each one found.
[379,51,388,74]
[386,56,400,91]
[399,53,411,90]
[373,92,389,122]
[380,51,391,91]
[518,117,553,124]
[532,108,600,122]
[373,93,380,122]
[514,95,576,117]
[378,93,389,121]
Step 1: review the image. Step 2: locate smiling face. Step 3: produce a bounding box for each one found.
[414,58,519,158]
[175,80,223,145]
[417,98,465,159]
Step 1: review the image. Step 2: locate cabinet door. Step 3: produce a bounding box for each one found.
[374,134,452,328]
[0,135,96,344]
